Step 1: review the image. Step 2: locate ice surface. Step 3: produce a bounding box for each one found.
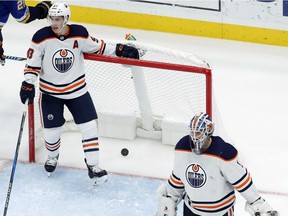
[0,18,287,215]
[0,162,174,216]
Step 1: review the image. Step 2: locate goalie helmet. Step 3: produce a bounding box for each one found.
[48,2,71,25]
[189,112,214,154]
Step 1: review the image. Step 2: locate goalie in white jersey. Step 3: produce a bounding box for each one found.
[156,112,279,216]
[19,2,139,185]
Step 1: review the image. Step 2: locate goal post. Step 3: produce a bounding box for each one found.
[28,44,212,163]
[28,103,35,162]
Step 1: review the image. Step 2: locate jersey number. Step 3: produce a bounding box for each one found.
[27,48,34,59]
[17,0,25,10]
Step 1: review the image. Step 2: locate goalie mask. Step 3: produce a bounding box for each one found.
[189,112,214,154]
[48,2,70,32]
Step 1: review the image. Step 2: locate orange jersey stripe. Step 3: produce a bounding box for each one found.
[83,143,99,148]
[98,40,105,54]
[234,173,251,190]
[193,195,235,209]
[169,175,183,186]
[39,79,85,93]
[24,68,41,75]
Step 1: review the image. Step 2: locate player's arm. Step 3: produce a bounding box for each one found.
[81,26,139,59]
[84,35,139,59]
[78,27,112,55]
[92,40,140,59]
[220,148,279,216]
[19,39,43,104]
[26,1,52,21]
[9,1,51,23]
[219,147,260,203]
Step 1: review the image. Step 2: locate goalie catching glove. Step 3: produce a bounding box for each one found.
[245,197,279,216]
[116,44,139,59]
[20,81,35,104]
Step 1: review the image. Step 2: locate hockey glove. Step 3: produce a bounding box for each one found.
[36,1,52,19]
[245,197,279,216]
[116,44,139,59]
[156,182,178,216]
[156,196,177,216]
[0,40,4,66]
[20,81,35,104]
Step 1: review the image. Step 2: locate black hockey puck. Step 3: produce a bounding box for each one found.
[121,148,129,156]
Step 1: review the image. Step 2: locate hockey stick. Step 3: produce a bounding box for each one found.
[3,102,27,216]
[5,55,27,62]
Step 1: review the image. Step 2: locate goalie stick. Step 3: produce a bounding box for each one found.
[3,102,27,216]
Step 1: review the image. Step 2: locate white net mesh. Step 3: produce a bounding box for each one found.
[32,41,217,149]
[85,41,210,125]
[85,61,206,121]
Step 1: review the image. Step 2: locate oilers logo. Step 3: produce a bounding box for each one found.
[186,164,207,188]
[52,49,74,73]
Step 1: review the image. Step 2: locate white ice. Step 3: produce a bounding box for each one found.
[0,18,288,215]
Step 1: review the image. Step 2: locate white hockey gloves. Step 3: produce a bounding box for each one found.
[156,196,177,216]
[156,182,178,216]
[245,197,279,216]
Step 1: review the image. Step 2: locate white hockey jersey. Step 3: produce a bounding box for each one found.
[166,135,260,215]
[24,24,116,99]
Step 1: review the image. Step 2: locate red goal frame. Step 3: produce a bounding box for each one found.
[28,54,212,162]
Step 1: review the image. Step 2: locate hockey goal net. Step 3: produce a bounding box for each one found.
[28,41,212,162]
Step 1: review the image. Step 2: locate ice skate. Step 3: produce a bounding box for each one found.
[85,160,108,185]
[44,155,59,176]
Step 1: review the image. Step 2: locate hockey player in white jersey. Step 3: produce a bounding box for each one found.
[156,112,279,216]
[19,2,139,185]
